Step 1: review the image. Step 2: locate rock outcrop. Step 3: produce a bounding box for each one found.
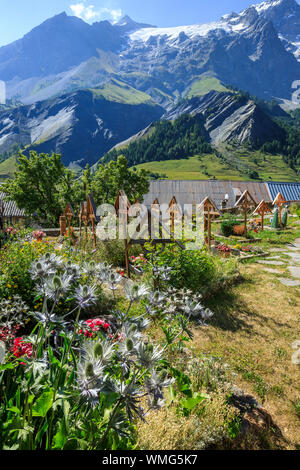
[164,91,285,146]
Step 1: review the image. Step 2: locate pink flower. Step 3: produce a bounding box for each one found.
[33,230,46,241]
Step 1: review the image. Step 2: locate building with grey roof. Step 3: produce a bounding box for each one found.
[0,189,25,225]
[142,180,300,211]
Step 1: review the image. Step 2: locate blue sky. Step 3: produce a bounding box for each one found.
[0,0,280,46]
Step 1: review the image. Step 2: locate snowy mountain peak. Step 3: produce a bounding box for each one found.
[129,5,258,44]
[116,15,155,31]
[117,15,134,26]
[252,0,298,12]
[129,0,300,62]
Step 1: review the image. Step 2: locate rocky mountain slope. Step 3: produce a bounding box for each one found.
[251,0,300,59]
[164,91,285,146]
[0,0,300,173]
[0,89,163,167]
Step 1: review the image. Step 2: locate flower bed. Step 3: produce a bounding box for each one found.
[217,244,231,257]
[0,245,219,450]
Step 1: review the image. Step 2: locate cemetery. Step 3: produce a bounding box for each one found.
[0,180,300,451]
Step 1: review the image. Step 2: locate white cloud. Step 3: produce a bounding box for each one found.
[69,2,122,23]
[100,7,122,23]
[70,3,85,18]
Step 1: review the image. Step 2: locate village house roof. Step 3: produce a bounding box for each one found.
[142,180,300,210]
[266,182,300,203]
[0,191,25,218]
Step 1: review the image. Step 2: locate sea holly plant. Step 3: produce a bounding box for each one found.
[0,296,29,348]
[145,287,214,326]
[0,253,188,450]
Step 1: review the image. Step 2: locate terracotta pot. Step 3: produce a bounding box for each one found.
[233,225,245,236]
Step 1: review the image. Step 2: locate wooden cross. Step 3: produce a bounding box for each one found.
[78,201,88,246]
[167,196,181,237]
[272,192,287,228]
[64,202,74,225]
[252,200,272,231]
[79,201,87,223]
[115,190,131,278]
[198,197,220,250]
[234,190,257,238]
[86,194,98,248]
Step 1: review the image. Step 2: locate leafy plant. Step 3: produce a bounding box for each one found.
[221,216,239,237]
[1,253,206,450]
[143,243,238,296]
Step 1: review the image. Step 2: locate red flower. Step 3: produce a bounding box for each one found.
[110,332,124,342]
[78,318,110,338]
[12,337,33,359]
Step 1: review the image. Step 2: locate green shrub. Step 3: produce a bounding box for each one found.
[0,230,56,307]
[289,203,300,217]
[289,202,300,219]
[221,216,239,237]
[150,244,239,295]
[96,240,141,268]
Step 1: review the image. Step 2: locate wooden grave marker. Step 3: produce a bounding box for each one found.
[272,192,287,227]
[234,190,257,238]
[0,200,4,231]
[78,201,88,246]
[253,200,272,230]
[87,194,98,248]
[198,197,220,250]
[115,190,131,278]
[167,196,182,237]
[64,203,74,225]
[61,202,75,238]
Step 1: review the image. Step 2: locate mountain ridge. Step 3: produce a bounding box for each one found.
[1,0,300,179]
[1,0,300,104]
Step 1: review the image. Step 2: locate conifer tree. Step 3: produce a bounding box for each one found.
[281,209,288,228]
[271,208,280,228]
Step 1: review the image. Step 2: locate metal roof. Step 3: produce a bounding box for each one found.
[142,180,272,210]
[266,182,300,203]
[0,192,25,217]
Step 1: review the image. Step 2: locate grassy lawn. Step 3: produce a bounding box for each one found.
[137,261,300,449]
[195,262,300,449]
